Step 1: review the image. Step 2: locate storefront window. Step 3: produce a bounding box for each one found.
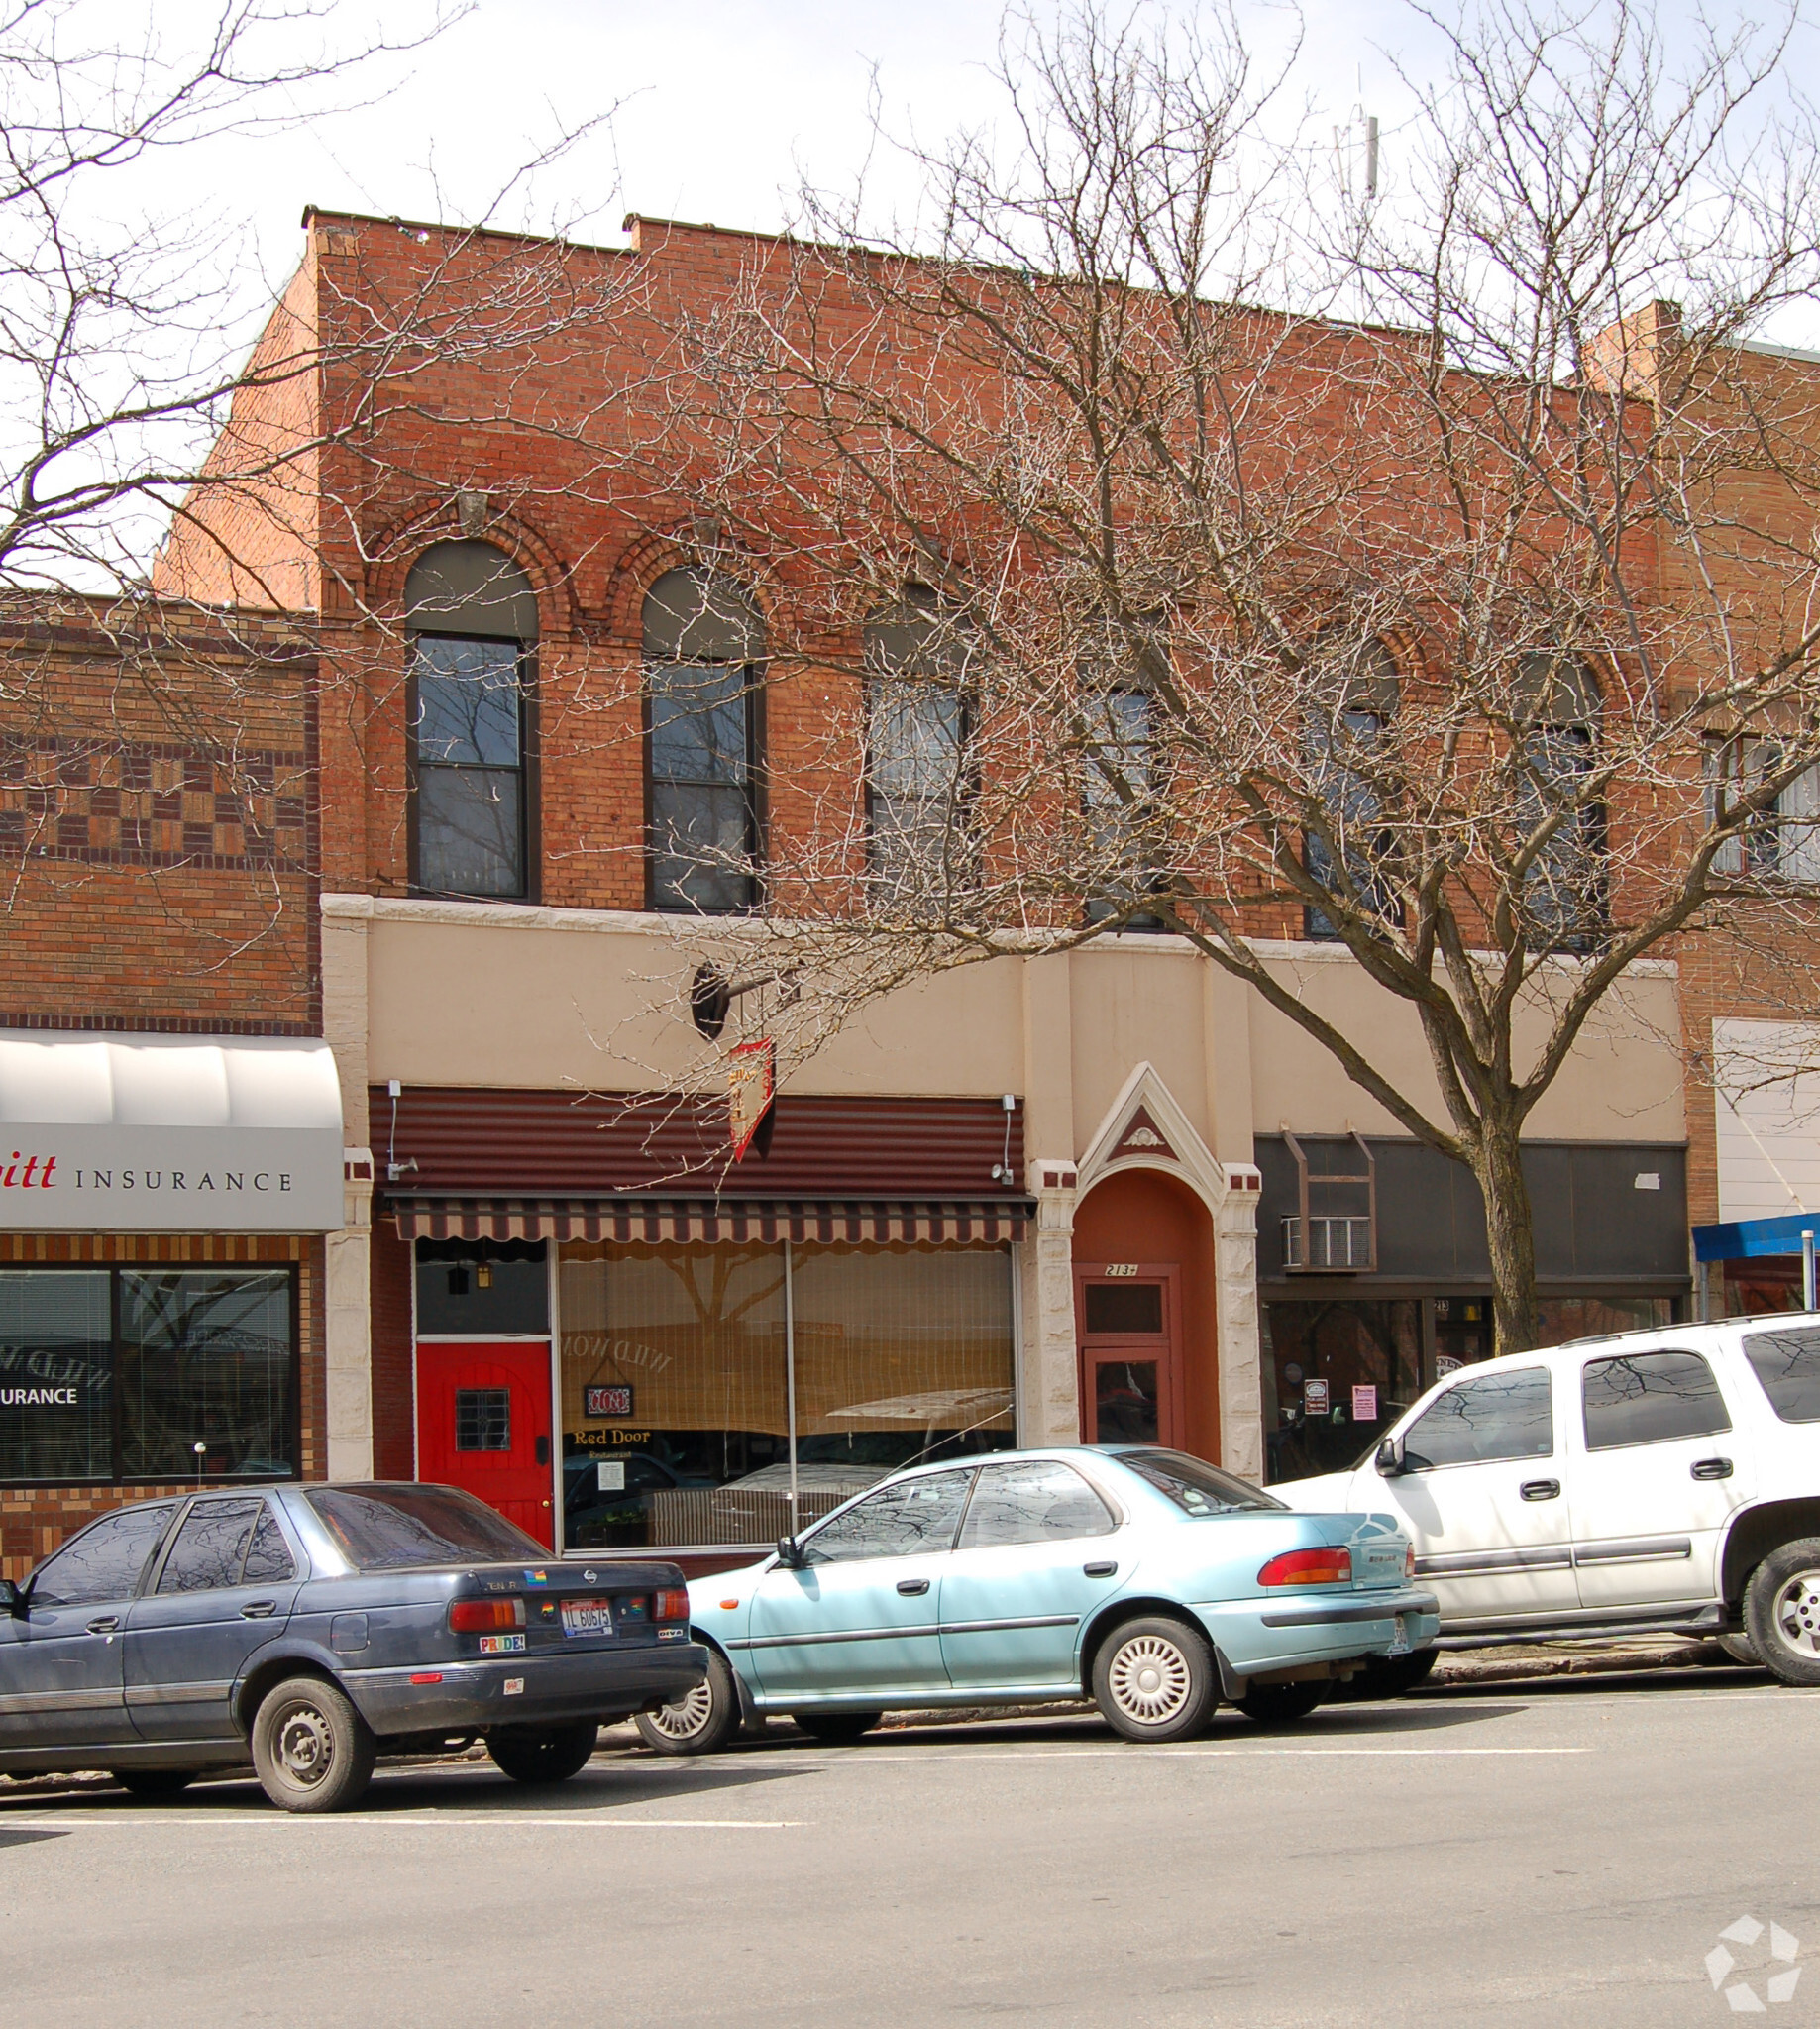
[0,1267,295,1486]
[0,1272,112,1480]
[557,1242,1016,1549]
[1263,1299,1421,1484]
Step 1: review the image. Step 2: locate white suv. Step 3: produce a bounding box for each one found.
[1280,1311,1820,1689]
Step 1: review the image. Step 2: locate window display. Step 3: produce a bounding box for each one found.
[0,1267,296,1485]
[557,1242,1017,1549]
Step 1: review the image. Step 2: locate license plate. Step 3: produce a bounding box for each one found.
[1387,1615,1410,1657]
[561,1598,616,1639]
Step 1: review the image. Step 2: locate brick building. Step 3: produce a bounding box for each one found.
[0,599,341,1575]
[134,205,1709,1569]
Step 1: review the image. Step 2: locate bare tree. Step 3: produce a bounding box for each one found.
[0,0,641,989]
[651,0,1820,1353]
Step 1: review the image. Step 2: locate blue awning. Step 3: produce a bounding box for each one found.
[1693,1213,1820,1263]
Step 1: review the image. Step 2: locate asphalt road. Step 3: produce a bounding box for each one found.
[0,1664,1809,2028]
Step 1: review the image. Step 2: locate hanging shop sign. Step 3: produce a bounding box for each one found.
[0,1031,344,1232]
[584,1384,635,1420]
[727,1038,776,1162]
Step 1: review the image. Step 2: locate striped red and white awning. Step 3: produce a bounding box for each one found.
[386,1197,1031,1245]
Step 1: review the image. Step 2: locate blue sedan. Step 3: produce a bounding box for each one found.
[0,1482,706,1811]
[636,1447,1439,1752]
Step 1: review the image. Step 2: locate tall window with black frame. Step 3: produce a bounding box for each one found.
[1084,682,1165,930]
[1304,636,1400,942]
[405,540,539,900]
[644,568,764,912]
[865,589,971,908]
[1515,653,1605,952]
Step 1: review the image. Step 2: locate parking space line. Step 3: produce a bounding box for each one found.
[789,1745,1590,1762]
[0,1811,802,1828]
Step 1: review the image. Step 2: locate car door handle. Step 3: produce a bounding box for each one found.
[1691,1457,1734,1481]
[896,1578,930,1596]
[1083,1561,1119,1577]
[85,1615,119,1634]
[240,1600,278,1619]
[1519,1480,1561,1501]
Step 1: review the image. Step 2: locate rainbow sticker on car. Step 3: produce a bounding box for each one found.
[479,1633,527,1655]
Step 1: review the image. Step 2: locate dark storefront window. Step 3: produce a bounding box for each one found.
[0,1267,297,1486]
[1263,1299,1422,1483]
[557,1242,1017,1550]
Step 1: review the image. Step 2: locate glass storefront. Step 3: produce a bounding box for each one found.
[556,1241,1017,1550]
[1262,1290,1676,1485]
[0,1267,296,1483]
[1263,1299,1422,1484]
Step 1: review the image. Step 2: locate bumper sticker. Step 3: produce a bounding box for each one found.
[479,1633,527,1655]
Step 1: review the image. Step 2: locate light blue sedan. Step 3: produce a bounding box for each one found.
[636,1447,1439,1751]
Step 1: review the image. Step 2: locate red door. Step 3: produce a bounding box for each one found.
[416,1341,555,1549]
[1075,1266,1184,1448]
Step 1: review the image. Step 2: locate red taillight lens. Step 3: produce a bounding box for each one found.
[654,1588,691,1623]
[450,1597,525,1632]
[1406,1543,1416,1581]
[1257,1547,1353,1588]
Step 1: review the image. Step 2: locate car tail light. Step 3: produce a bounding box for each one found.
[1406,1543,1416,1581]
[654,1588,691,1623]
[1257,1547,1352,1588]
[450,1597,525,1632]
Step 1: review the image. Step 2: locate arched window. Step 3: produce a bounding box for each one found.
[1516,652,1605,949]
[864,588,970,902]
[643,569,764,913]
[1303,636,1399,941]
[405,540,537,899]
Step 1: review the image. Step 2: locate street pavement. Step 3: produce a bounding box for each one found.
[0,1663,1809,2028]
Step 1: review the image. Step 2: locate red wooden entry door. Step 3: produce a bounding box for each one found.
[416,1341,555,1549]
[1075,1266,1183,1448]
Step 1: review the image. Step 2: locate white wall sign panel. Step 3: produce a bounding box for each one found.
[0,1031,344,1231]
[1713,1017,1820,1223]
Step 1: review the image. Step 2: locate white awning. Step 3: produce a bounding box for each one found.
[0,1031,344,1232]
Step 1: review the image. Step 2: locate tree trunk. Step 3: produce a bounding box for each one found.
[1475,1121,1542,1356]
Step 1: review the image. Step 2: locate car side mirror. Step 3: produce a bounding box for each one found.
[1375,1437,1407,1477]
[775,1536,805,1569]
[0,1579,21,1616]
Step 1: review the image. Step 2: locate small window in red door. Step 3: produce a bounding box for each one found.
[455,1389,511,1452]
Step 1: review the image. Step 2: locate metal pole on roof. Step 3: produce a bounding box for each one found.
[784,1237,799,1537]
[1804,1230,1816,1314]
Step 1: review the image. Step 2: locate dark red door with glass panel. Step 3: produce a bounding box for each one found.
[1075,1266,1182,1448]
[415,1341,555,1549]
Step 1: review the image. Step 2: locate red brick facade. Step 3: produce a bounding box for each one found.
[0,600,328,1565]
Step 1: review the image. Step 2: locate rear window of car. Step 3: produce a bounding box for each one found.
[1743,1325,1820,1424]
[305,1487,545,1569]
[1115,1450,1282,1515]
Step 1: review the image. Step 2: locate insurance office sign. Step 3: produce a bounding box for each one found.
[0,1032,345,1233]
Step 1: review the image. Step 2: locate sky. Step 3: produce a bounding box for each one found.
[144,0,1438,285]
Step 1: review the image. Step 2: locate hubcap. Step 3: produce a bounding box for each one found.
[276,1704,336,1786]
[1108,1634,1192,1725]
[651,1682,714,1739]
[1772,1570,1820,1657]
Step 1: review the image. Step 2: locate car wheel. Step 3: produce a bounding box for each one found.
[1716,1632,1762,1667]
[109,1769,199,1801]
[635,1647,742,1757]
[1745,1539,1820,1687]
[486,1721,599,1785]
[1092,1615,1219,1743]
[251,1674,377,1814]
[792,1711,882,1745]
[1235,1682,1325,1725]
[1344,1648,1442,1701]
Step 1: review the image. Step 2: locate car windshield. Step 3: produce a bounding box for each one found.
[1114,1450,1282,1515]
[305,1486,546,1569]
